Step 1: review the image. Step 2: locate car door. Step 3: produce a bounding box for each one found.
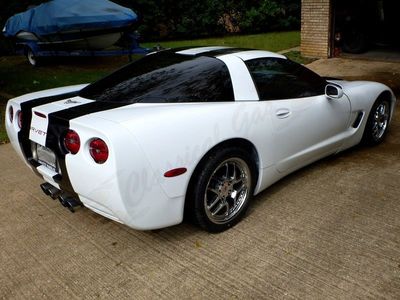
[245,57,351,173]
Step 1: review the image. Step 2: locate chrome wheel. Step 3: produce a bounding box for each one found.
[371,101,389,141]
[204,158,251,225]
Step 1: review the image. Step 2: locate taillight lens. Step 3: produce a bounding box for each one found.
[17,111,23,128]
[89,138,109,164]
[64,130,80,154]
[9,106,14,123]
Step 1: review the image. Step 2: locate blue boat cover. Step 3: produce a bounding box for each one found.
[3,0,138,37]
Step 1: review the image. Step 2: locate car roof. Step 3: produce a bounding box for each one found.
[173,46,286,61]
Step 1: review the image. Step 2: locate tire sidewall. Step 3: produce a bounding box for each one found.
[191,147,257,233]
[363,98,391,145]
[25,48,41,67]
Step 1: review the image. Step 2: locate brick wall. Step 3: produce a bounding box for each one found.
[301,0,332,58]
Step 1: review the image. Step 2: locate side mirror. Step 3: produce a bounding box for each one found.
[325,84,344,99]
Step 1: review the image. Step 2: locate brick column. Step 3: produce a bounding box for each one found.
[301,0,332,58]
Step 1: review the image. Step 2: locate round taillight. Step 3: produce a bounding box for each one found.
[89,138,109,164]
[9,106,14,123]
[64,130,80,154]
[17,111,23,128]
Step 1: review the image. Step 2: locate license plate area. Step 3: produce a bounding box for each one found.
[35,144,58,172]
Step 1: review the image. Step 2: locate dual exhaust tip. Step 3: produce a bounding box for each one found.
[40,182,82,213]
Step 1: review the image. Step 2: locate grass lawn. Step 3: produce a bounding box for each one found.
[0,95,8,143]
[0,31,303,143]
[142,31,300,52]
[284,51,317,65]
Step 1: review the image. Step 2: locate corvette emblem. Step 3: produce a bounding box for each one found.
[30,126,46,136]
[64,99,80,104]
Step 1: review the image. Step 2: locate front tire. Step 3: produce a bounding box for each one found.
[362,97,391,145]
[190,147,256,233]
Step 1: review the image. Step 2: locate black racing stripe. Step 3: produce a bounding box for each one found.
[171,47,250,57]
[203,48,251,57]
[18,91,79,178]
[46,101,131,194]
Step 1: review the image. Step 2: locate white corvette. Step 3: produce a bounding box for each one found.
[5,46,397,232]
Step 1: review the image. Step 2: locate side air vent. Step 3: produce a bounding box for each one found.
[352,112,364,128]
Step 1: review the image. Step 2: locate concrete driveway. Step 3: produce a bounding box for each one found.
[1,58,399,299]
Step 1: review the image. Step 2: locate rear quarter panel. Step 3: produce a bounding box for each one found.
[92,101,277,199]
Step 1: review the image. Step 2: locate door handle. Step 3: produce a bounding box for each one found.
[275,109,291,119]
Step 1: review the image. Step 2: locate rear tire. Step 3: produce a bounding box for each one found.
[362,97,391,145]
[189,147,256,233]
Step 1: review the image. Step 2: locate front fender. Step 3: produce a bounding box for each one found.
[336,80,395,114]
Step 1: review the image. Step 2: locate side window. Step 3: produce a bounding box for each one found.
[245,58,326,100]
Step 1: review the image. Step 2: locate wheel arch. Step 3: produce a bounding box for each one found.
[361,89,394,145]
[184,137,260,218]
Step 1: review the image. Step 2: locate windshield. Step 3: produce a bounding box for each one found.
[79,51,234,103]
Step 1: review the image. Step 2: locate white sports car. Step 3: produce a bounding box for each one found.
[5,46,397,232]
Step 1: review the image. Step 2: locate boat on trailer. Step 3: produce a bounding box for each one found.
[3,0,150,65]
[3,0,139,49]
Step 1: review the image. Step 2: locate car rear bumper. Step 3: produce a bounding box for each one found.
[6,97,185,230]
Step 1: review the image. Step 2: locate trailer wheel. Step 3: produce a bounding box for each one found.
[26,48,40,66]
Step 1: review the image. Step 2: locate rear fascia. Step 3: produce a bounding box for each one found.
[65,115,184,230]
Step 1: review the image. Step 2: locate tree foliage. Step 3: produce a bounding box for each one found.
[116,0,300,39]
[0,0,300,53]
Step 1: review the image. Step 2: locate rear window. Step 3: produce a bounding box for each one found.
[79,51,234,103]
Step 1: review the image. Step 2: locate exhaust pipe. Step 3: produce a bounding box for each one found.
[40,183,82,213]
[40,182,61,199]
[40,183,52,196]
[58,193,82,213]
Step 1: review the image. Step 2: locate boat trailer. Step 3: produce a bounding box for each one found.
[15,32,150,66]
